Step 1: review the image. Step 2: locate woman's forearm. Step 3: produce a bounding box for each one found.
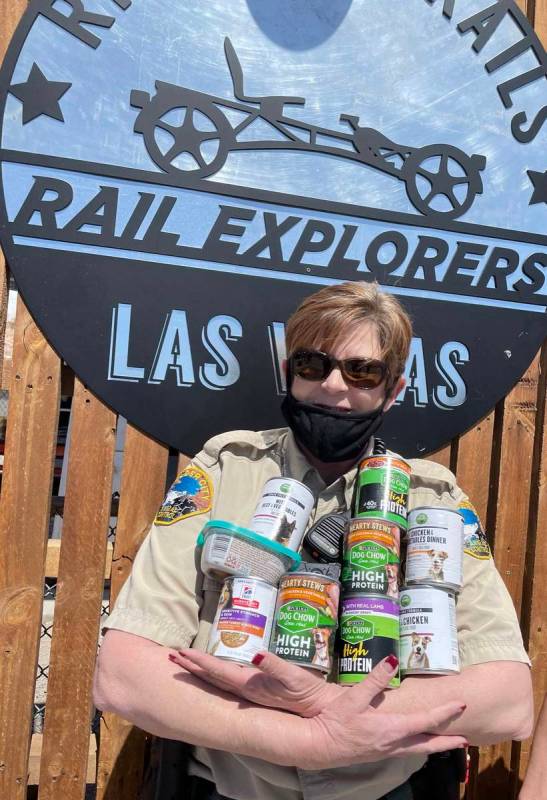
[94,631,310,766]
[372,662,533,745]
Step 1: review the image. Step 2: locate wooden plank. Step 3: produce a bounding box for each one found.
[0,0,27,391]
[471,353,541,800]
[0,0,26,62]
[454,414,494,800]
[177,452,191,474]
[427,443,452,470]
[454,412,495,523]
[0,255,7,385]
[536,0,547,43]
[491,353,540,613]
[96,425,169,800]
[29,735,96,786]
[37,380,116,800]
[0,299,61,800]
[518,342,547,778]
[44,539,113,580]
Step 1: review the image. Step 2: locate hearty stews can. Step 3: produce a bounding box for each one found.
[342,518,400,598]
[270,571,339,673]
[354,455,411,530]
[338,596,400,687]
[207,577,277,664]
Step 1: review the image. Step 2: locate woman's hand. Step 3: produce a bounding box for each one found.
[305,659,468,768]
[168,648,343,717]
[169,650,467,768]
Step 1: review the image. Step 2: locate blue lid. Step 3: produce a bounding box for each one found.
[197,519,301,570]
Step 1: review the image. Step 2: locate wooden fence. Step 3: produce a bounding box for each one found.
[0,2,546,798]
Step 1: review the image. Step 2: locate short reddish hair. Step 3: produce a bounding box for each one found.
[285,282,412,388]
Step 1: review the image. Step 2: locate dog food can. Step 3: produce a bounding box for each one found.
[399,585,459,674]
[338,596,400,688]
[207,577,277,664]
[249,478,315,551]
[405,508,464,592]
[354,455,411,530]
[270,571,340,673]
[342,519,400,598]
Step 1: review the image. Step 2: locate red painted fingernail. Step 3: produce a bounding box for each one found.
[252,653,265,666]
[386,654,399,670]
[168,653,177,662]
[460,704,467,711]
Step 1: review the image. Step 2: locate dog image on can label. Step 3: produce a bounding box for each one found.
[342,519,400,598]
[207,577,277,664]
[405,508,464,592]
[338,596,400,688]
[270,572,339,673]
[399,586,459,674]
[355,456,411,529]
[249,478,315,551]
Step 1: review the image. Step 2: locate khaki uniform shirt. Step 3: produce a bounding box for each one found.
[104,428,530,800]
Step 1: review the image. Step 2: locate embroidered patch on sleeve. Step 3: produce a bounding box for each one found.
[459,499,491,560]
[155,464,213,526]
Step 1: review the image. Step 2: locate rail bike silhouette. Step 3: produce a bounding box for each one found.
[130,38,486,219]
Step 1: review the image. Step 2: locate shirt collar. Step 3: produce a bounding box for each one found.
[282,428,374,502]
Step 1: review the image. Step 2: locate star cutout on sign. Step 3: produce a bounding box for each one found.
[527,170,547,206]
[9,63,71,125]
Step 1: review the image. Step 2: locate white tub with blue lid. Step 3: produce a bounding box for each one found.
[198,520,302,585]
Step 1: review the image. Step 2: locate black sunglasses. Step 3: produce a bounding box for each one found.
[289,349,388,390]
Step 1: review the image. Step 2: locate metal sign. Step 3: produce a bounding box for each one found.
[0,0,545,456]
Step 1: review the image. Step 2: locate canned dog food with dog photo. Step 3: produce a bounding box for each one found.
[207,577,277,664]
[270,571,339,673]
[342,519,400,598]
[399,585,459,675]
[405,508,464,592]
[250,478,315,551]
[338,596,400,687]
[355,455,411,530]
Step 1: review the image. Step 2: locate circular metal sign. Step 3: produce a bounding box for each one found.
[0,0,546,456]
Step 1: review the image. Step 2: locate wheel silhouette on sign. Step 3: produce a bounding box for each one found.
[130,37,487,219]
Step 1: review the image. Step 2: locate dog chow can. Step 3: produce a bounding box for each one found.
[338,596,400,688]
[249,478,315,551]
[354,455,411,530]
[207,577,277,664]
[270,571,339,673]
[342,519,400,598]
[399,585,459,675]
[406,507,464,592]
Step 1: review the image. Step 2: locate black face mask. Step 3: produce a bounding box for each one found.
[281,392,387,463]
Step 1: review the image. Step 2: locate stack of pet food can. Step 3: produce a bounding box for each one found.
[338,454,412,688]
[399,507,464,675]
[203,478,315,665]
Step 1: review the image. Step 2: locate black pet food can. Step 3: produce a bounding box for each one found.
[355,455,411,530]
[338,595,400,687]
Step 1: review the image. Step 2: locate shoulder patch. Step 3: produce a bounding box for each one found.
[155,464,213,526]
[459,499,491,560]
